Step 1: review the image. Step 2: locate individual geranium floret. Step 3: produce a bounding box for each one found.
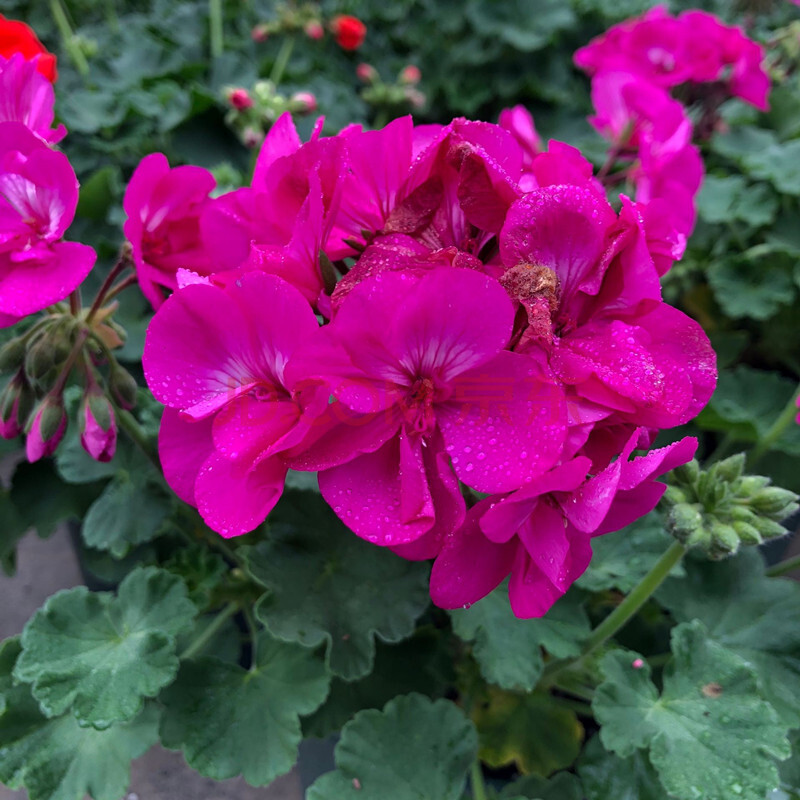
[143,272,325,537]
[498,105,541,168]
[0,54,65,143]
[123,152,216,310]
[285,267,567,554]
[201,113,346,314]
[498,185,716,428]
[430,429,697,617]
[0,122,96,325]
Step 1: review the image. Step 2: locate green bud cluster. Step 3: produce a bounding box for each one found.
[662,454,798,559]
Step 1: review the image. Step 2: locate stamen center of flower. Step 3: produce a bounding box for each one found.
[402,377,437,434]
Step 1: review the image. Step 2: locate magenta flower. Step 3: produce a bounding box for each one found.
[143,271,324,536]
[498,105,541,168]
[201,113,345,313]
[0,53,65,143]
[0,122,95,324]
[286,267,566,550]
[430,431,697,617]
[123,153,215,310]
[498,185,716,427]
[575,6,770,110]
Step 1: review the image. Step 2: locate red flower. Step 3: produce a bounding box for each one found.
[0,14,57,82]
[330,15,366,51]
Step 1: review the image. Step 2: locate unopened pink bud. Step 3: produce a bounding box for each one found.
[291,91,317,113]
[26,395,66,463]
[400,65,421,85]
[304,20,324,40]
[251,24,269,42]
[227,88,253,111]
[80,388,117,463]
[242,126,264,149]
[632,658,645,670]
[356,62,377,83]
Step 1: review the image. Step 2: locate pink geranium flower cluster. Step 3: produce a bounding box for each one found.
[575,5,770,260]
[140,104,717,617]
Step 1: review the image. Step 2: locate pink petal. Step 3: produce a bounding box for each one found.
[194,451,287,537]
[437,351,566,492]
[158,408,214,505]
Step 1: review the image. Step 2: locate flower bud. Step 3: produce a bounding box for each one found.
[304,20,324,40]
[666,503,704,545]
[290,91,317,113]
[80,387,117,463]
[732,521,762,546]
[251,23,269,42]
[712,452,745,483]
[109,363,138,410]
[672,459,700,486]
[707,521,741,559]
[750,487,800,518]
[330,15,366,51]
[751,516,788,540]
[242,126,264,149]
[0,337,26,373]
[226,87,253,111]
[399,64,421,85]
[26,395,67,462]
[0,373,33,439]
[356,62,377,83]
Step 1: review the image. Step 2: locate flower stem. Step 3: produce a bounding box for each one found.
[748,383,800,467]
[85,253,131,325]
[269,35,295,86]
[470,760,488,800]
[48,0,90,77]
[541,540,686,684]
[116,407,160,471]
[767,552,800,578]
[209,0,224,59]
[180,602,238,660]
[102,274,138,305]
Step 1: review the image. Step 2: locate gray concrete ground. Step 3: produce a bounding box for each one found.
[0,527,303,800]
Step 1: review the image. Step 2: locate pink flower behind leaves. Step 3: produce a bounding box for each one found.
[0,54,65,143]
[575,5,770,110]
[430,431,697,617]
[0,122,96,324]
[286,267,567,550]
[123,153,215,310]
[143,271,324,537]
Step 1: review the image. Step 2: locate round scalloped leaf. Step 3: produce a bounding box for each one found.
[658,550,800,728]
[0,638,158,800]
[14,567,196,728]
[245,491,430,680]
[577,735,665,800]
[450,581,589,691]
[307,694,477,800]
[594,621,791,800]
[159,634,329,786]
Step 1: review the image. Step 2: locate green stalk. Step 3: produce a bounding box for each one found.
[470,760,488,800]
[541,541,687,684]
[269,35,295,86]
[748,383,800,467]
[180,602,238,660]
[49,0,90,77]
[115,407,161,471]
[209,0,224,59]
[767,552,800,578]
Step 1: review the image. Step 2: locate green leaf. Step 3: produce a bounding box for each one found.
[10,460,101,538]
[696,176,777,228]
[81,449,172,558]
[450,581,589,691]
[577,735,666,800]
[162,544,227,609]
[594,621,791,800]
[577,511,683,593]
[245,491,430,680]
[159,634,329,786]
[497,771,584,800]
[14,567,196,728]
[464,0,575,51]
[473,689,584,776]
[307,694,477,800]
[658,550,800,727]
[708,257,795,321]
[697,366,800,455]
[303,627,453,739]
[0,638,158,800]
